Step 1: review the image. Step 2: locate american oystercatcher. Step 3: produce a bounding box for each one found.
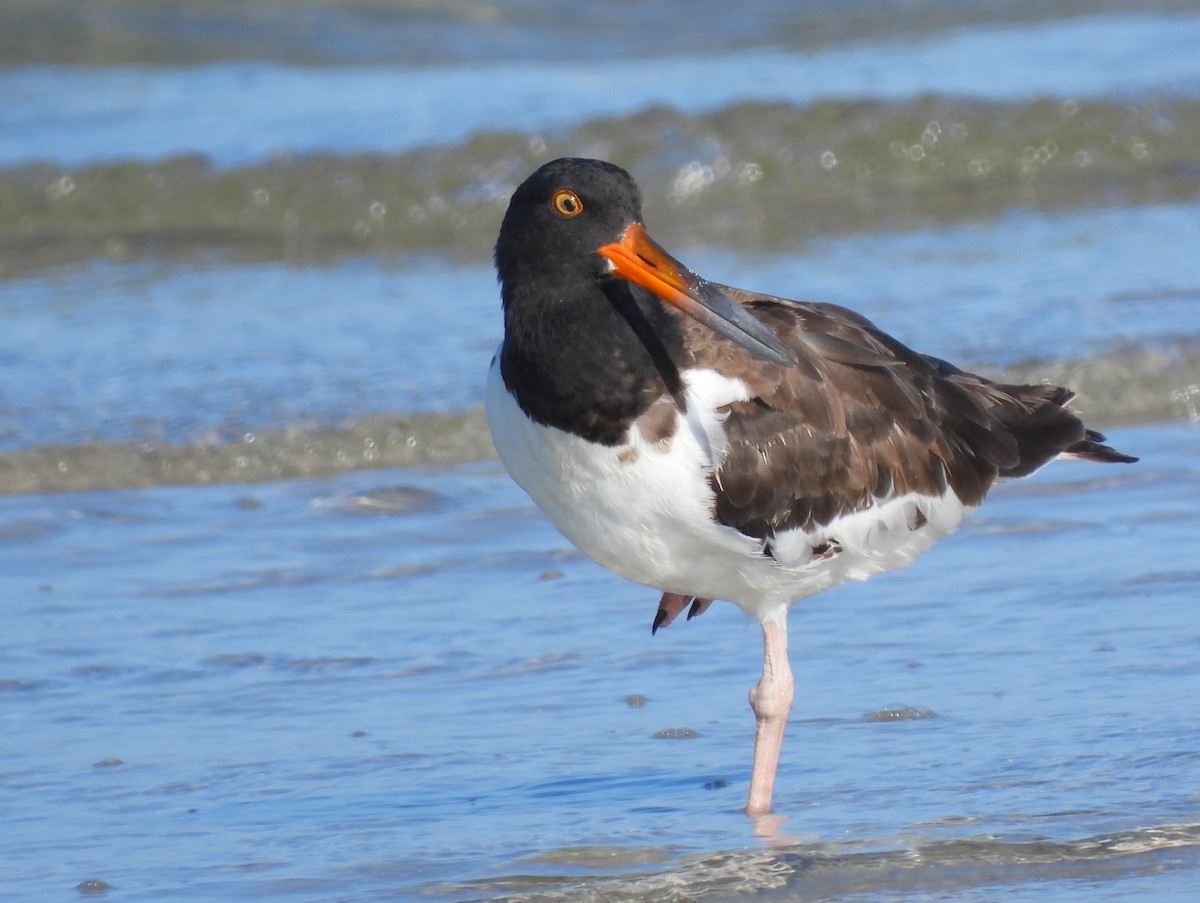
[486,157,1136,817]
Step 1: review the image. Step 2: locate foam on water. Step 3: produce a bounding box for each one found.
[4,96,1200,277]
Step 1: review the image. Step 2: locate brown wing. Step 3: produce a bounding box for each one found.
[688,287,1132,542]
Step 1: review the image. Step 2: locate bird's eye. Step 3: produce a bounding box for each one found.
[551,189,584,217]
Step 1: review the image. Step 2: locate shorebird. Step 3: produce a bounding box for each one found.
[485,157,1136,816]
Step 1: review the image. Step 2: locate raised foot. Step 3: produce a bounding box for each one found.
[651,592,713,634]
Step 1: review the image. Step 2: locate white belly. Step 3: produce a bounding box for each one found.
[486,353,970,621]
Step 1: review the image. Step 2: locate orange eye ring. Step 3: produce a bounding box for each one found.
[551,189,584,217]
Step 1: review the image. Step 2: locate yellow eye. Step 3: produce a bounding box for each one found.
[551,189,583,217]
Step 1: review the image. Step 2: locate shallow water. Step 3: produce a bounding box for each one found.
[2,422,1198,900]
[2,2,1200,900]
[3,201,1197,456]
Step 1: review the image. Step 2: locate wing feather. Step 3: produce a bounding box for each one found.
[688,290,1111,542]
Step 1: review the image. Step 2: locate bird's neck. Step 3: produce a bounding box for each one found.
[499,278,686,445]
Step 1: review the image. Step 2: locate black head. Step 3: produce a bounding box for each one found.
[494,157,643,297]
[495,157,797,367]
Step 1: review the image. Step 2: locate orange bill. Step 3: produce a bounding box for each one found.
[597,224,796,367]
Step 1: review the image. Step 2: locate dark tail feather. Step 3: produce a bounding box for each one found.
[1062,429,1139,465]
[986,384,1138,477]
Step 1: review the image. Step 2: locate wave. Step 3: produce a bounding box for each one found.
[2,342,1194,496]
[3,96,1197,279]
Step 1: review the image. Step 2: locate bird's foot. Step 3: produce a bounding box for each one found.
[651,593,714,634]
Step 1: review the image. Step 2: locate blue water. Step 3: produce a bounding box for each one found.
[0,256,498,449]
[4,201,1197,452]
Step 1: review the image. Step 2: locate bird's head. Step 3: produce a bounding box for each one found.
[495,157,796,367]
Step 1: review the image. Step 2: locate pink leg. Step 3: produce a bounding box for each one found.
[745,613,794,817]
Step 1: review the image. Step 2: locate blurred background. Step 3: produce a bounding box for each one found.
[2,2,1199,901]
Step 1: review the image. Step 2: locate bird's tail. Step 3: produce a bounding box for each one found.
[988,384,1138,477]
[1060,429,1140,465]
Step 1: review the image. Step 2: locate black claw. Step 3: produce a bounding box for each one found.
[686,599,701,620]
[651,607,668,635]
